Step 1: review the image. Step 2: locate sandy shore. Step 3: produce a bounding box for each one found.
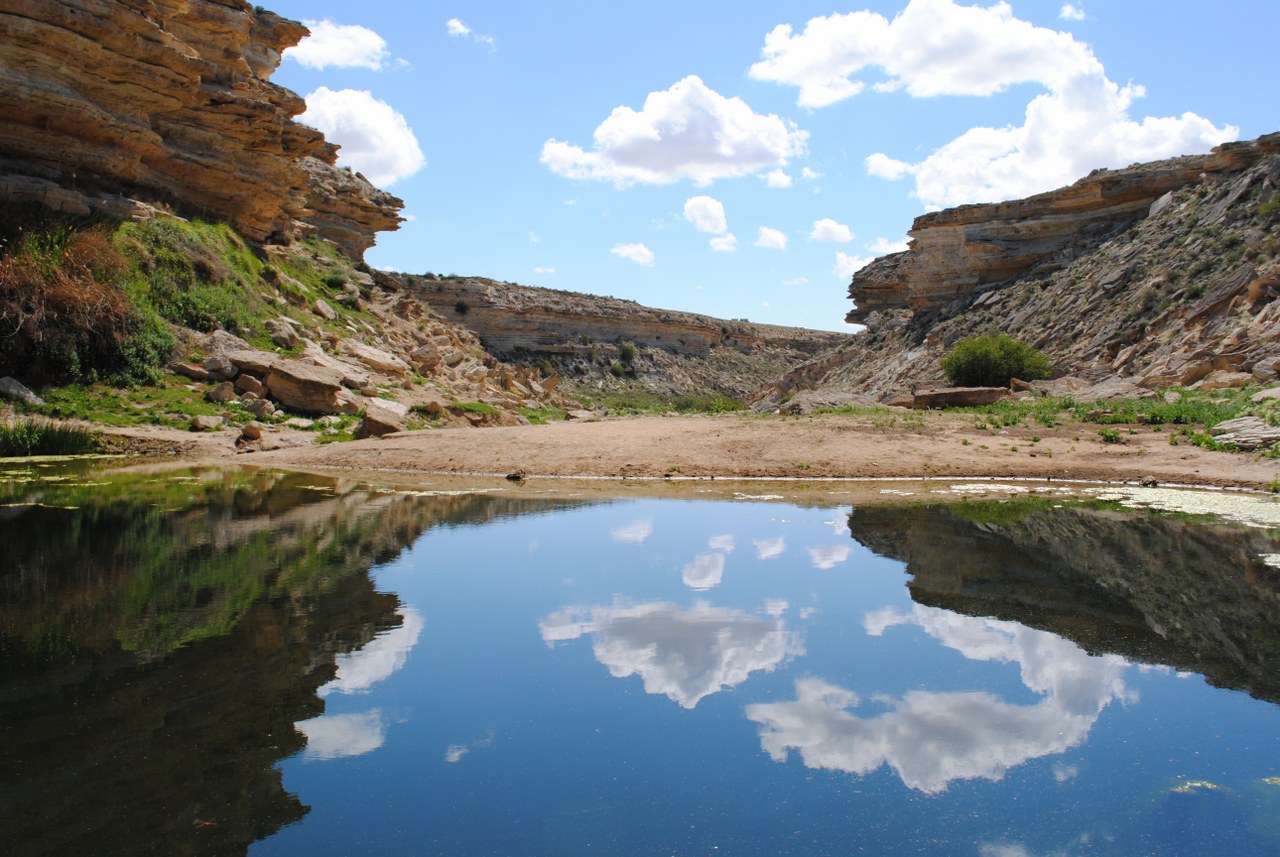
[213,412,1280,491]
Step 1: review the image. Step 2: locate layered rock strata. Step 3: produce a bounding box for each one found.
[0,0,400,258]
[849,136,1280,322]
[405,275,848,358]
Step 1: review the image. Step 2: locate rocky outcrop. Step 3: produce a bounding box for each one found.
[0,0,401,258]
[849,135,1280,322]
[407,275,848,359]
[761,133,1280,405]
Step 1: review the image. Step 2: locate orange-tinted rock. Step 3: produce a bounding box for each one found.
[0,0,401,258]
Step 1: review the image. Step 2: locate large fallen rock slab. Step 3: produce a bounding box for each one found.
[910,387,1009,409]
[1210,416,1280,450]
[344,341,410,377]
[264,361,361,415]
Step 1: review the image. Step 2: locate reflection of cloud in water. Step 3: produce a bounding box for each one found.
[746,606,1128,793]
[682,553,725,590]
[708,534,736,552]
[297,710,385,760]
[446,730,495,763]
[541,601,803,708]
[320,607,425,697]
[611,519,653,544]
[764,599,789,618]
[807,545,850,570]
[754,537,786,560]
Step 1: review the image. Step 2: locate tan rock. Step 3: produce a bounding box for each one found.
[264,360,361,415]
[356,398,410,438]
[345,341,410,376]
[911,387,1009,409]
[0,1,401,258]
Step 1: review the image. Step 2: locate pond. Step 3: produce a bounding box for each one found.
[3,463,1280,856]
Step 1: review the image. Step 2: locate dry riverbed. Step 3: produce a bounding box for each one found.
[131,411,1280,491]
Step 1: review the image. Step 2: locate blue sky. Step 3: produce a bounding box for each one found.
[265,1,1278,332]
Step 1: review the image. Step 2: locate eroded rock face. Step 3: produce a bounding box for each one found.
[0,0,401,258]
[406,275,848,359]
[848,136,1280,322]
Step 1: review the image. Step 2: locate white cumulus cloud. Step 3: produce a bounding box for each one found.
[286,20,389,70]
[298,87,425,187]
[751,0,1236,209]
[1059,4,1086,21]
[755,226,788,250]
[684,195,728,233]
[710,234,738,252]
[446,18,470,36]
[764,169,793,188]
[809,218,854,242]
[611,242,655,266]
[541,76,808,187]
[867,236,910,255]
[835,253,872,280]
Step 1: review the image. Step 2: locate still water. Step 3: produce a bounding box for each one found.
[3,464,1280,856]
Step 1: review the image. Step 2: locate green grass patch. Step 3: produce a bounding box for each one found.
[518,407,568,425]
[0,418,99,456]
[451,401,500,415]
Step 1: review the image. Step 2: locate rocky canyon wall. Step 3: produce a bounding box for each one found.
[849,136,1279,323]
[0,0,400,258]
[404,275,849,359]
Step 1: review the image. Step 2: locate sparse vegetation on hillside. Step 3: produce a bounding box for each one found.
[939,334,1052,387]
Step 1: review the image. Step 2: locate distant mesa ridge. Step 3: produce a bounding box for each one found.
[0,0,401,259]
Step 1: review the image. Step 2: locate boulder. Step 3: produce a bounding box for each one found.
[239,422,264,441]
[345,341,411,376]
[1194,371,1254,391]
[202,355,238,380]
[313,298,338,320]
[410,342,441,372]
[1210,416,1280,450]
[204,381,238,404]
[190,415,224,432]
[224,349,280,378]
[356,398,409,438]
[234,373,268,397]
[910,387,1009,409]
[0,377,44,406]
[170,362,213,382]
[264,361,361,415]
[265,318,300,349]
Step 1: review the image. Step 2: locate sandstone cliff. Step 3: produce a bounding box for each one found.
[404,274,849,399]
[763,133,1280,404]
[0,0,400,258]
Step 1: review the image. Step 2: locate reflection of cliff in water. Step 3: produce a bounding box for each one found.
[0,467,585,857]
[847,499,1280,704]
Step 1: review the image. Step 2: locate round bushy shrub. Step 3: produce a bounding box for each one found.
[939,334,1052,387]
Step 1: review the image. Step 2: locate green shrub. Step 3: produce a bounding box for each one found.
[619,342,638,364]
[939,334,1052,387]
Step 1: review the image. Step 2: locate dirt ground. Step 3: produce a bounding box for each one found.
[121,411,1280,491]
